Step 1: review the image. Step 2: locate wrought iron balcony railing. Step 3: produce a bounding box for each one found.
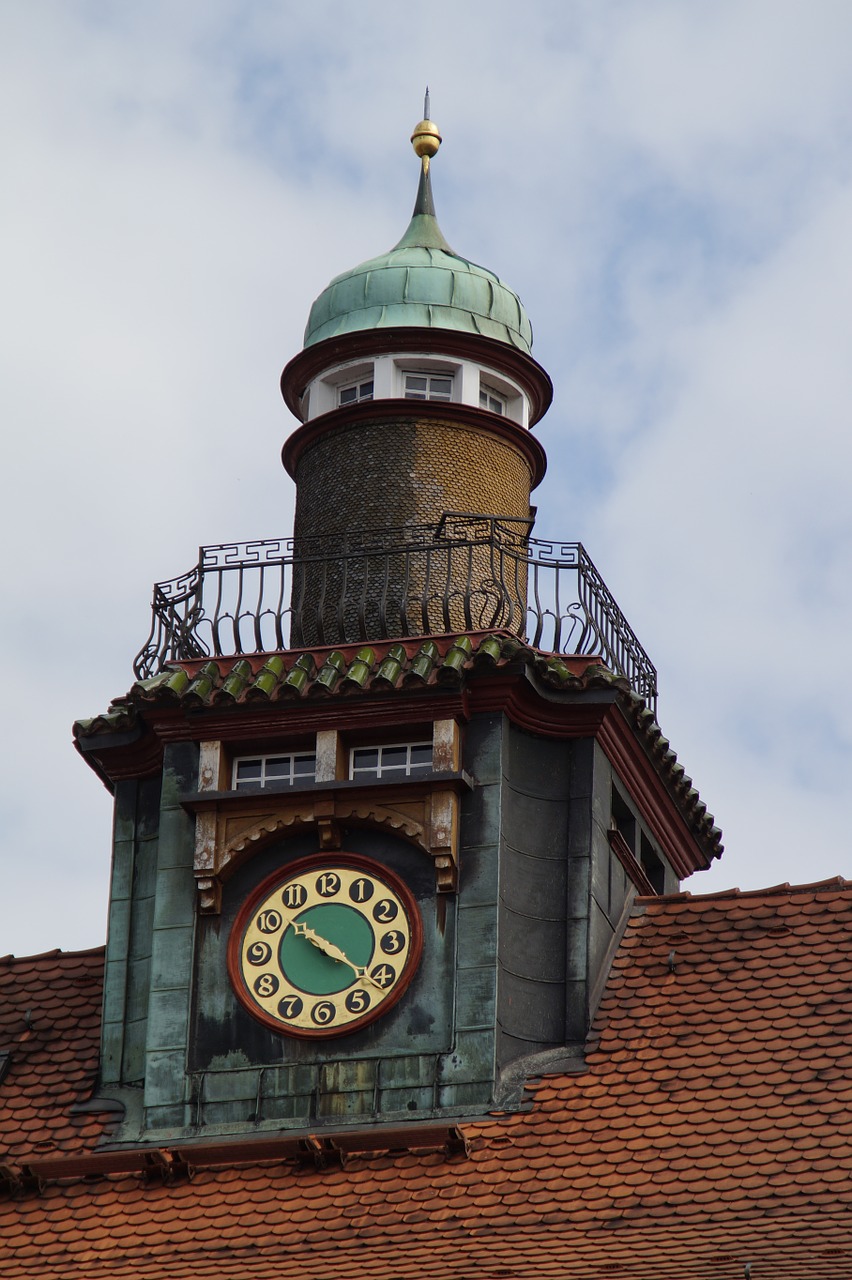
[133,515,657,710]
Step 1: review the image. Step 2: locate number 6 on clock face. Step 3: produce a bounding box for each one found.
[227,853,423,1038]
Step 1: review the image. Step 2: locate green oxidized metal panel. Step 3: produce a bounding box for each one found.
[141,741,199,1124]
[304,243,532,352]
[100,775,161,1087]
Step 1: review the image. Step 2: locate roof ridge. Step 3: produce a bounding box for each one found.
[638,874,852,905]
[0,944,106,966]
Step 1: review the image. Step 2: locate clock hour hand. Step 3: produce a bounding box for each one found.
[292,921,383,991]
[293,921,357,971]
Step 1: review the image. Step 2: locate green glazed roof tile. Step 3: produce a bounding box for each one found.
[184,661,221,704]
[246,654,287,700]
[161,668,190,697]
[313,650,347,694]
[342,647,376,690]
[74,706,135,736]
[218,658,253,701]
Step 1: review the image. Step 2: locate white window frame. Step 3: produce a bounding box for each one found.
[349,741,433,781]
[232,751,316,790]
[479,381,507,415]
[338,377,374,407]
[402,370,455,402]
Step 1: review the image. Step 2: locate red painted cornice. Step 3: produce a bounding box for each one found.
[281,399,548,490]
[596,707,712,878]
[147,690,469,745]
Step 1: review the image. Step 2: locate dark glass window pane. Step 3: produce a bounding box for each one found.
[489,396,503,414]
[265,758,290,778]
[339,386,357,404]
[409,744,432,767]
[406,375,427,391]
[352,749,379,771]
[359,381,374,398]
[293,755,315,776]
[381,746,407,769]
[236,760,261,780]
[430,377,452,396]
[235,759,262,788]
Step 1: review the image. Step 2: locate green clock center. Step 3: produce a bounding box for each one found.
[279,904,375,995]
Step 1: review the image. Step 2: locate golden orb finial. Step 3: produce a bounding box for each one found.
[410,86,441,170]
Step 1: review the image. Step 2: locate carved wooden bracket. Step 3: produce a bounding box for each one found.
[190,786,461,913]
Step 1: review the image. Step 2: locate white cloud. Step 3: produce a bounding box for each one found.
[2,0,852,953]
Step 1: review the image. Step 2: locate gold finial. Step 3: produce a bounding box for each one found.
[410,85,441,173]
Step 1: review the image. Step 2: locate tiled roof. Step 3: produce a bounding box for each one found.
[73,633,722,862]
[0,949,110,1166]
[3,879,852,1277]
[76,634,623,728]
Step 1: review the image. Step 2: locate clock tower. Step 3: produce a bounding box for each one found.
[74,105,720,1151]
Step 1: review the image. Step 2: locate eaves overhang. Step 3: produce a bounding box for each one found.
[73,633,721,875]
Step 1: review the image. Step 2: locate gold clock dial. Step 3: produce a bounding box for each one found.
[228,855,422,1038]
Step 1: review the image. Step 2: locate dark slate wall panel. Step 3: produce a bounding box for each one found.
[562,738,596,1043]
[500,844,568,920]
[497,723,571,1067]
[501,789,567,861]
[498,970,566,1044]
[587,744,635,1020]
[499,904,566,982]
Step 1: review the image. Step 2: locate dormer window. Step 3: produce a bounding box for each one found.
[339,379,374,406]
[404,372,453,402]
[479,383,506,415]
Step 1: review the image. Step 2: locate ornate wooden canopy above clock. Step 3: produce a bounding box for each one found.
[186,718,467,913]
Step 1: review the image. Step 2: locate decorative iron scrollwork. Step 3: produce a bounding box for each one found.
[133,514,657,710]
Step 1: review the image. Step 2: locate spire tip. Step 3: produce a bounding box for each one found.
[410,92,441,168]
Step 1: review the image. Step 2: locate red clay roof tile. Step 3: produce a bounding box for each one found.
[5,883,852,1276]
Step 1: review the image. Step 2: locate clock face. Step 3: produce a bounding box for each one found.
[227,853,423,1038]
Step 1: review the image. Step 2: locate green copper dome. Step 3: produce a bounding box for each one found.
[303,154,533,355]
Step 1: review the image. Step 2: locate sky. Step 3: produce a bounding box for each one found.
[2,0,852,956]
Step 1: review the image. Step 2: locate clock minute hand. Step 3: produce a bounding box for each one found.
[292,922,384,991]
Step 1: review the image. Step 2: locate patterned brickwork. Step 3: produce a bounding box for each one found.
[3,881,852,1277]
[291,415,535,643]
[292,415,534,541]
